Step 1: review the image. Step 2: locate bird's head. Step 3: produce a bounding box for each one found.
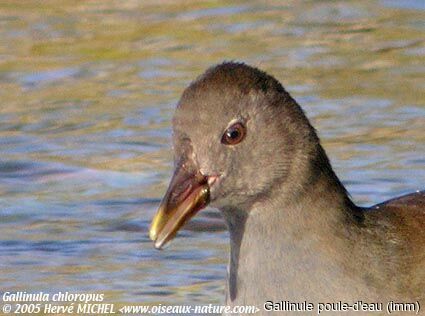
[149,62,318,249]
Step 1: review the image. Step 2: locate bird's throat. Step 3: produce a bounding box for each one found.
[221,168,363,305]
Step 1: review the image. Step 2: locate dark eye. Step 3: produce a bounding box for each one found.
[221,122,246,145]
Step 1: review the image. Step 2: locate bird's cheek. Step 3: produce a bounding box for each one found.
[209,176,246,209]
[207,176,228,207]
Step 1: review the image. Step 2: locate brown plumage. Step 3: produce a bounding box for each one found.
[149,62,424,315]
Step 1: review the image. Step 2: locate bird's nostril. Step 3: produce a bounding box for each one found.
[170,180,192,205]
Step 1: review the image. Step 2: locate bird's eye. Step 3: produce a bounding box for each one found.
[221,122,246,145]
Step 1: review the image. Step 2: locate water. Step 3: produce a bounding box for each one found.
[0,0,424,309]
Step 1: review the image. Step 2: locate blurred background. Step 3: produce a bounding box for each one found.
[0,0,424,307]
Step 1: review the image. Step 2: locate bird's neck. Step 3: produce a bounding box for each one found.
[221,150,366,304]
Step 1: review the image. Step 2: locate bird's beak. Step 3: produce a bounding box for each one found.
[149,164,210,249]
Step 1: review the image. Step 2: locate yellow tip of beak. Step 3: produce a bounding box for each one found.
[149,184,209,249]
[149,212,160,241]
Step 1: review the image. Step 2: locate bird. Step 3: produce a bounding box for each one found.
[149,62,424,315]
